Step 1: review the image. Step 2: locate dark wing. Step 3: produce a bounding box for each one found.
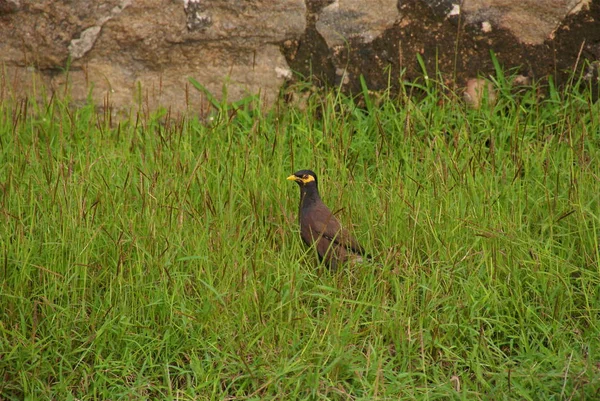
[301,203,365,255]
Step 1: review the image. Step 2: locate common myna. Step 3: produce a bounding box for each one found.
[287,169,367,269]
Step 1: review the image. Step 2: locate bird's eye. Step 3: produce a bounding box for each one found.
[302,175,308,179]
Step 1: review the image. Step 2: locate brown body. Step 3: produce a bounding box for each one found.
[287,170,366,269]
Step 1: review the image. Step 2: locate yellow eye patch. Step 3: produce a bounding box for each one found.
[286,174,315,184]
[301,174,315,184]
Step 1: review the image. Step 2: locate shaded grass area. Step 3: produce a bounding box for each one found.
[1,73,599,399]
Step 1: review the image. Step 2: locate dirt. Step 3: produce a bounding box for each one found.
[283,0,600,96]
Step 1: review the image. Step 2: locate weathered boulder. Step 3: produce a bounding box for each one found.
[461,0,591,45]
[0,0,598,117]
[0,0,305,116]
[286,0,599,95]
[316,0,400,48]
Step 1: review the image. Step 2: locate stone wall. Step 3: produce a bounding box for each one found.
[0,0,598,116]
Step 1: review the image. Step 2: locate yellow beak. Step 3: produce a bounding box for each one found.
[286,175,298,181]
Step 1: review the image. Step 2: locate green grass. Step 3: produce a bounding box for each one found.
[1,70,599,400]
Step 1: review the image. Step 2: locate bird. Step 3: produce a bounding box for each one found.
[287,169,368,269]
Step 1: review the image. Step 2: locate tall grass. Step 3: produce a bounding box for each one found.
[1,68,599,399]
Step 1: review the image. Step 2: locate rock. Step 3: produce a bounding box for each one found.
[463,78,496,109]
[289,0,598,97]
[512,75,531,86]
[1,65,51,99]
[68,26,103,60]
[0,0,306,117]
[461,0,591,45]
[421,0,591,45]
[0,0,20,14]
[316,0,400,48]
[0,0,597,116]
[183,0,306,44]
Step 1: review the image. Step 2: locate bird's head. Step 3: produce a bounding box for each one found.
[287,170,318,188]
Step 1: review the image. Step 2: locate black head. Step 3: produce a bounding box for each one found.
[286,170,318,188]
